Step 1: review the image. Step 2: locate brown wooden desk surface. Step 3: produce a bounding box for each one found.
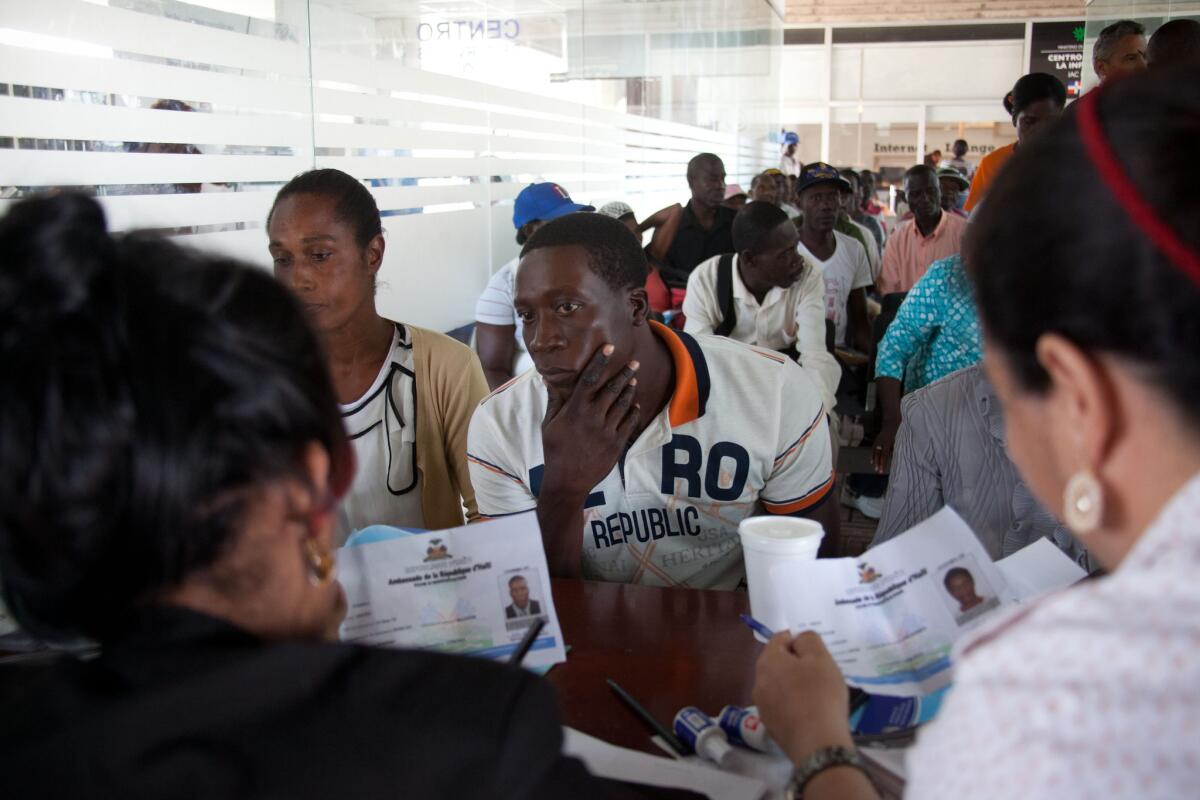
[547,578,761,755]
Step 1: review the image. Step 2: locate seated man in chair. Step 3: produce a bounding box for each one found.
[468,213,840,586]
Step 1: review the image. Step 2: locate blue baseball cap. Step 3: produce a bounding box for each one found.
[513,183,593,230]
[782,131,800,145]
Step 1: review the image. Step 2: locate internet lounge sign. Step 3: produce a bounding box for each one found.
[417,18,521,41]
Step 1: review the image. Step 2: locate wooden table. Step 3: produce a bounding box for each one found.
[547,578,762,754]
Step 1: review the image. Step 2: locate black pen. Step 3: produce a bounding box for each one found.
[509,617,546,666]
[606,678,688,757]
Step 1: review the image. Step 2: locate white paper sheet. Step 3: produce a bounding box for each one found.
[996,536,1088,601]
[336,512,567,670]
[564,727,767,800]
[773,507,1087,697]
[649,736,797,798]
[859,746,907,780]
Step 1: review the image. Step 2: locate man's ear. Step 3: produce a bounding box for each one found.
[739,249,755,272]
[628,286,651,327]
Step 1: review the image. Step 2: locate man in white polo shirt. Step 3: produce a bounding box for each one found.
[467,213,837,589]
[682,201,839,413]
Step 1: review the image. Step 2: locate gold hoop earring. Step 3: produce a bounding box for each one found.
[304,538,335,586]
[1062,470,1104,535]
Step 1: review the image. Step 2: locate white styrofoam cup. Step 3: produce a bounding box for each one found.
[738,516,825,641]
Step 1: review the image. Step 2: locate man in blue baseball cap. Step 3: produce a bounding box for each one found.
[511,182,593,245]
[475,183,593,389]
[779,131,801,178]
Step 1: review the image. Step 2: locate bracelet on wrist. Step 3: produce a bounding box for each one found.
[785,745,867,799]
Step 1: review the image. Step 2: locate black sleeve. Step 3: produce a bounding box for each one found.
[490,672,623,799]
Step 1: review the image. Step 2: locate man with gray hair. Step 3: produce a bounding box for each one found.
[1093,19,1148,83]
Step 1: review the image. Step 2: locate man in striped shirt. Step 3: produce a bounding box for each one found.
[467,213,837,589]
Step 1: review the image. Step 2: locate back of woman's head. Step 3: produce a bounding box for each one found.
[966,66,1200,430]
[0,194,349,639]
[268,168,382,248]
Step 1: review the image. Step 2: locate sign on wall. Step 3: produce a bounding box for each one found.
[1029,21,1085,99]
[417,19,521,41]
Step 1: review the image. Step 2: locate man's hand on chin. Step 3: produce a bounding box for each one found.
[535,344,641,577]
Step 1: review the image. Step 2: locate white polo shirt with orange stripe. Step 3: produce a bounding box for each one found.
[466,322,834,590]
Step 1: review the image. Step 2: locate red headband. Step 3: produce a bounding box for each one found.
[1076,87,1200,288]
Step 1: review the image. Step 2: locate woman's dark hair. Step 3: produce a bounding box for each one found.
[966,66,1200,429]
[0,194,351,640]
[1008,72,1067,118]
[267,168,383,249]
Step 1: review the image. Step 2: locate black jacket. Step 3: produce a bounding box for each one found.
[0,606,614,799]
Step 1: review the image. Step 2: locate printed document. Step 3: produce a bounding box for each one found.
[773,508,1086,697]
[337,512,567,670]
[564,728,767,800]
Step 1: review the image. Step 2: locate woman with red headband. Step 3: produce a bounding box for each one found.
[753,66,1200,799]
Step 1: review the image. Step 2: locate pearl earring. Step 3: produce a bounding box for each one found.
[1062,469,1104,535]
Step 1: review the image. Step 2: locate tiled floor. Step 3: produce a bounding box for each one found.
[834,445,882,558]
[837,503,879,558]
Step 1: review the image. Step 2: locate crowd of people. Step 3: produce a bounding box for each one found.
[0,16,1198,800]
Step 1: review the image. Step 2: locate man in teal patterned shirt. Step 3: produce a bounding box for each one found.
[872,254,982,472]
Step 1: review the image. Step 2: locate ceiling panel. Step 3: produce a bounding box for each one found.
[320,0,1087,26]
[785,0,1084,24]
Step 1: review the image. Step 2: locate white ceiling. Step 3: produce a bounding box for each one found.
[319,0,1088,24]
[784,0,1085,24]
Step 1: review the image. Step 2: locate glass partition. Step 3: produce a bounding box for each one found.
[0,0,313,267]
[0,0,784,332]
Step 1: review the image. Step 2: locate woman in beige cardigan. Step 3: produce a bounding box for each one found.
[267,169,487,539]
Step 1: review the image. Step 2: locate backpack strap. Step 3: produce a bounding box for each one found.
[713,253,737,337]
